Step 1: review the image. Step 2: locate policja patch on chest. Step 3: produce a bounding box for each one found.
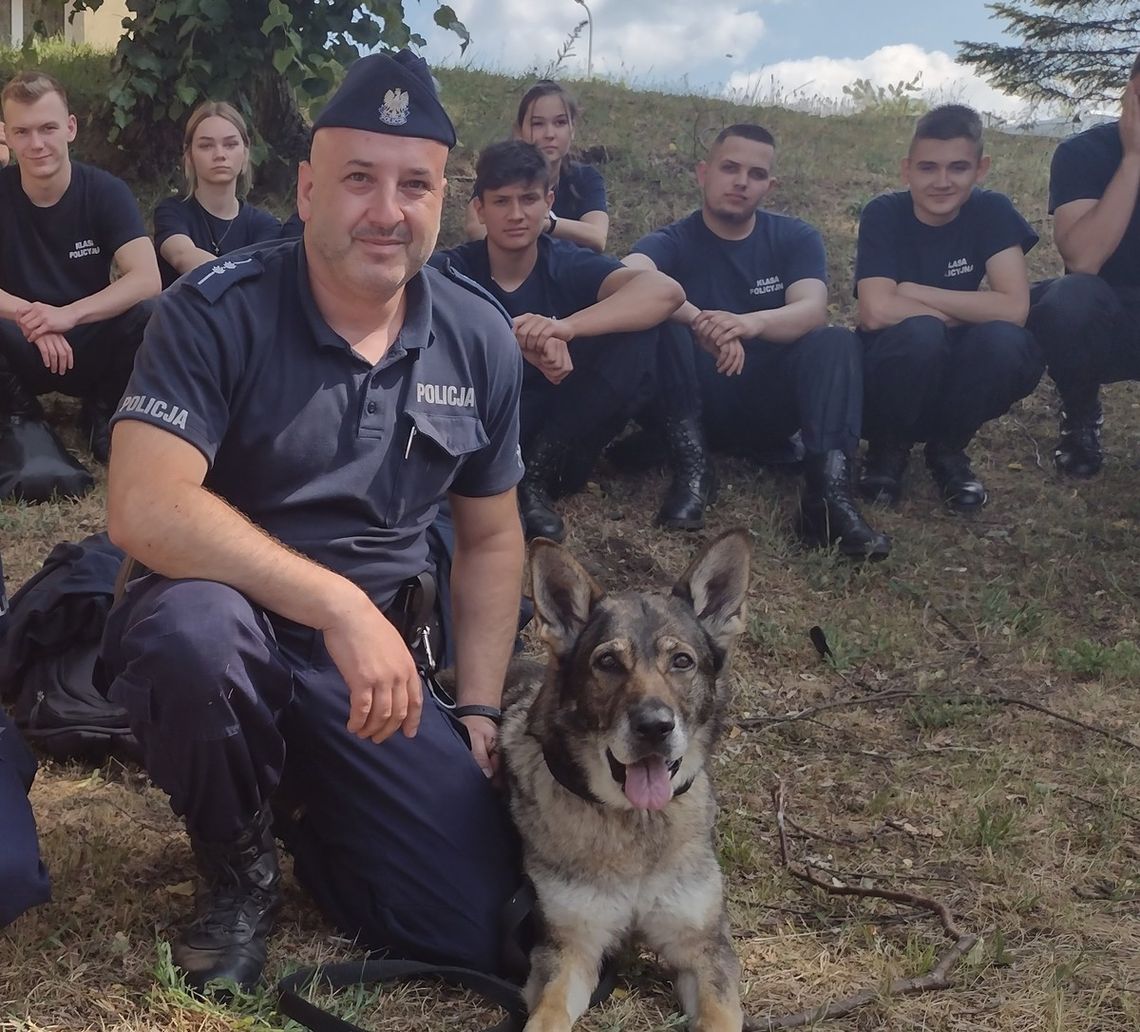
[416,382,475,407]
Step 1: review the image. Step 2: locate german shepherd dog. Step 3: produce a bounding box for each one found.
[500,529,751,1032]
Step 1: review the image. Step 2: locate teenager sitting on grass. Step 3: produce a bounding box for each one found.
[154,101,281,289]
[434,139,681,541]
[855,104,1043,513]
[0,70,160,468]
[464,80,608,253]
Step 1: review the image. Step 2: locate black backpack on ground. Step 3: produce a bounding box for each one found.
[0,533,138,763]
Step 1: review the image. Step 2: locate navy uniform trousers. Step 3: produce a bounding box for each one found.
[0,709,52,928]
[0,300,154,411]
[101,574,519,973]
[1028,274,1140,409]
[659,321,864,456]
[860,315,1044,446]
[520,327,656,490]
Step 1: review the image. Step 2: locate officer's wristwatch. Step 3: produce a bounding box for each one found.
[545,212,558,234]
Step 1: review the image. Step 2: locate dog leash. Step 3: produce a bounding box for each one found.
[277,957,528,1032]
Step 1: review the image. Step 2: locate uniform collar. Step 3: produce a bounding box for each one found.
[296,242,436,355]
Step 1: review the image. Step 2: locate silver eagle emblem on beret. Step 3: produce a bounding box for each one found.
[379,88,410,126]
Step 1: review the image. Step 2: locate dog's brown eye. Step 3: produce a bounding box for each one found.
[595,651,621,671]
[671,653,695,671]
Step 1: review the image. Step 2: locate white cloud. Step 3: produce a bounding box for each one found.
[726,44,1032,119]
[414,0,765,85]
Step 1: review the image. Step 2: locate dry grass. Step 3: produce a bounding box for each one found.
[3,61,1140,1032]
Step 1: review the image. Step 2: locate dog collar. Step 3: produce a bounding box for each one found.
[542,742,605,805]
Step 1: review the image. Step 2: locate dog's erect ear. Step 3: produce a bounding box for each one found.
[529,538,605,659]
[673,529,751,655]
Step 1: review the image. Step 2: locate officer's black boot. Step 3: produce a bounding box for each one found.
[518,436,567,542]
[858,437,912,506]
[924,440,987,513]
[1054,395,1104,478]
[800,450,891,560]
[173,811,281,996]
[657,415,716,530]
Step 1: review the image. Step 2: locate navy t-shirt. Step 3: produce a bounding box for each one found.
[631,209,826,314]
[855,188,1037,296]
[153,195,281,288]
[431,236,619,319]
[0,161,148,306]
[552,161,607,220]
[110,240,524,610]
[1049,121,1140,288]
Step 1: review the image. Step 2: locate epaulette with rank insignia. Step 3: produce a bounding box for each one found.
[186,254,264,303]
[434,258,513,327]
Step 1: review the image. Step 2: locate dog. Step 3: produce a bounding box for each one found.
[500,528,752,1032]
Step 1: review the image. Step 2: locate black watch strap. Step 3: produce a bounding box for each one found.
[452,704,503,724]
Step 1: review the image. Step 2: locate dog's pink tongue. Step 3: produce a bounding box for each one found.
[624,756,673,810]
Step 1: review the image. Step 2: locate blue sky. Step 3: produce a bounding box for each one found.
[403,1,1030,115]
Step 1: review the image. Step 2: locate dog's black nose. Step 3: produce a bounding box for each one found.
[630,701,676,743]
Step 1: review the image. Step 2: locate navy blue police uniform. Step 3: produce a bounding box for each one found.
[551,160,606,221]
[631,209,862,457]
[100,52,526,975]
[1029,122,1140,413]
[855,188,1044,447]
[431,236,652,483]
[153,196,281,289]
[0,161,154,412]
[0,709,51,928]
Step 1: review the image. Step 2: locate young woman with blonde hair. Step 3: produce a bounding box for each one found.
[153,101,280,288]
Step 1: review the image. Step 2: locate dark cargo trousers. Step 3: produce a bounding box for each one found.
[658,322,864,455]
[1028,274,1140,410]
[102,575,519,973]
[859,316,1044,446]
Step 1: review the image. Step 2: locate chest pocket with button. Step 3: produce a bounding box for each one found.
[385,408,489,526]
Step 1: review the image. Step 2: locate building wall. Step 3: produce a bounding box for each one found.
[65,0,127,48]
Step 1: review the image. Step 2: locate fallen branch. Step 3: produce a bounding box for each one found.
[736,691,1140,755]
[751,780,978,1031]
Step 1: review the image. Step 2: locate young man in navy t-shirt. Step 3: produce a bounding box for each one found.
[626,123,889,559]
[433,139,681,541]
[1028,52,1140,477]
[855,105,1043,512]
[0,71,160,464]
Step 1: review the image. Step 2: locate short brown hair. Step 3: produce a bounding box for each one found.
[182,100,252,196]
[1,70,69,114]
[912,104,984,159]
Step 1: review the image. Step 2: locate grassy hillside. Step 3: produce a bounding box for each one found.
[2,48,1138,1032]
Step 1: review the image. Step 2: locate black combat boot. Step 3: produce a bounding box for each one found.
[657,416,716,530]
[858,437,912,506]
[518,436,568,542]
[800,450,891,559]
[924,441,987,512]
[1054,398,1104,478]
[0,362,44,423]
[173,812,281,995]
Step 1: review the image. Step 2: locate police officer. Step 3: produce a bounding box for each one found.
[1028,52,1140,477]
[0,70,160,465]
[433,139,681,541]
[102,51,525,993]
[624,123,889,558]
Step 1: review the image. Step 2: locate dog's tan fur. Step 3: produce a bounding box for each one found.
[501,530,752,1032]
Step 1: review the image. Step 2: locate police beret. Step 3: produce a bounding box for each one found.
[314,49,457,149]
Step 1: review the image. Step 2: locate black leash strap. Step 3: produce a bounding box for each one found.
[277,957,527,1032]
